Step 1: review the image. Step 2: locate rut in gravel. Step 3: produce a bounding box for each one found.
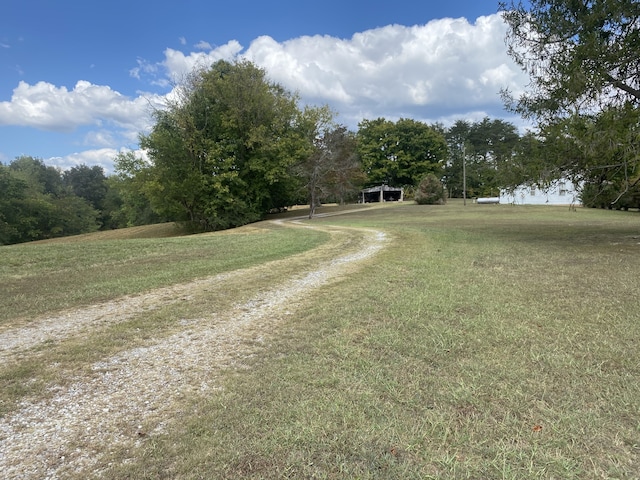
[0,220,387,479]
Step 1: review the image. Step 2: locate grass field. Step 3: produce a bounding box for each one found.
[1,202,639,479]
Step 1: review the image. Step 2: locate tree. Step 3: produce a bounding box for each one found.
[296,106,364,218]
[357,118,447,188]
[9,155,63,196]
[0,165,27,244]
[139,60,310,231]
[109,151,166,228]
[325,128,366,205]
[444,120,469,198]
[502,131,548,188]
[501,0,640,120]
[63,165,108,212]
[444,118,521,197]
[500,0,640,199]
[538,104,640,202]
[0,157,100,244]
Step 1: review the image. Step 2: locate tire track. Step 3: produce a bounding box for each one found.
[0,220,387,479]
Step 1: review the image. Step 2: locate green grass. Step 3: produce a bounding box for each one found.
[3,203,640,478]
[0,221,328,324]
[0,220,330,418]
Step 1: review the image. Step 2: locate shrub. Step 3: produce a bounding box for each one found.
[415,174,447,205]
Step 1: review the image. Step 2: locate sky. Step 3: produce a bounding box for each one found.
[0,0,532,173]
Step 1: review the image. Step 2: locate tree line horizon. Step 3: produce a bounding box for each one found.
[3,0,640,244]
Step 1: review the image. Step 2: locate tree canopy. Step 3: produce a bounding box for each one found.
[0,157,100,244]
[500,0,640,202]
[500,0,640,120]
[444,118,521,197]
[357,118,447,188]
[136,60,314,231]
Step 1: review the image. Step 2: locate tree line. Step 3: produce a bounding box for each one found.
[0,61,530,245]
[5,0,640,246]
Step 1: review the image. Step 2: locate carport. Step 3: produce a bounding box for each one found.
[361,185,404,203]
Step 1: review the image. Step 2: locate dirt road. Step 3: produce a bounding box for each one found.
[0,218,387,479]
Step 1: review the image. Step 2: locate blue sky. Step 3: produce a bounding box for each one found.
[1,0,530,173]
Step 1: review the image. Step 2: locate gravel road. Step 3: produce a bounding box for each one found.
[0,220,387,479]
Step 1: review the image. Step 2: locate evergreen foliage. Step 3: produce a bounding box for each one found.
[500,0,640,201]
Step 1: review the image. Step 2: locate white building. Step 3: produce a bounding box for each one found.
[499,179,582,206]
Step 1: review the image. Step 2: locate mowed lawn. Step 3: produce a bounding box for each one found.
[3,202,640,479]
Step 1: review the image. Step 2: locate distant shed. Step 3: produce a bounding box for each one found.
[361,185,404,203]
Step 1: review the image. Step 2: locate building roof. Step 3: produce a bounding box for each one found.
[361,185,403,193]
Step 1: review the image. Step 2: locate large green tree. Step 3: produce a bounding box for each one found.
[500,0,640,200]
[357,118,447,188]
[501,0,640,121]
[139,60,310,231]
[63,165,108,212]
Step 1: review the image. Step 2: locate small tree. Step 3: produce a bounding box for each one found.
[297,115,364,218]
[414,174,446,205]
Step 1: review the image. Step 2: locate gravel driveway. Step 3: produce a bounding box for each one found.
[0,219,387,479]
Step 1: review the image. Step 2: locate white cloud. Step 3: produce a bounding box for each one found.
[194,40,213,50]
[241,14,528,123]
[162,40,243,82]
[127,13,527,129]
[129,58,158,80]
[0,80,165,133]
[83,130,116,147]
[148,14,528,129]
[46,147,148,173]
[1,13,532,173]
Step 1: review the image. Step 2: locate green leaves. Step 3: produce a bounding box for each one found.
[502,0,640,118]
[140,60,310,231]
[357,118,447,188]
[0,159,101,244]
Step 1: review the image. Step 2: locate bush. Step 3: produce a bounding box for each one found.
[414,174,447,205]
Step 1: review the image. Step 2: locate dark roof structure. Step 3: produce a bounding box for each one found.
[360,185,404,203]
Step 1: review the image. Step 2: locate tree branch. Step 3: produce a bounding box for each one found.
[606,74,640,101]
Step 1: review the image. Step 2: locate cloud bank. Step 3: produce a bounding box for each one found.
[0,80,163,133]
[159,14,527,126]
[0,14,529,170]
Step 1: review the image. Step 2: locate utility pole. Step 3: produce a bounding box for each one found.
[462,143,467,206]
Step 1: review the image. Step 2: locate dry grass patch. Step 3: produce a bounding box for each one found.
[2,204,640,479]
[103,204,640,479]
